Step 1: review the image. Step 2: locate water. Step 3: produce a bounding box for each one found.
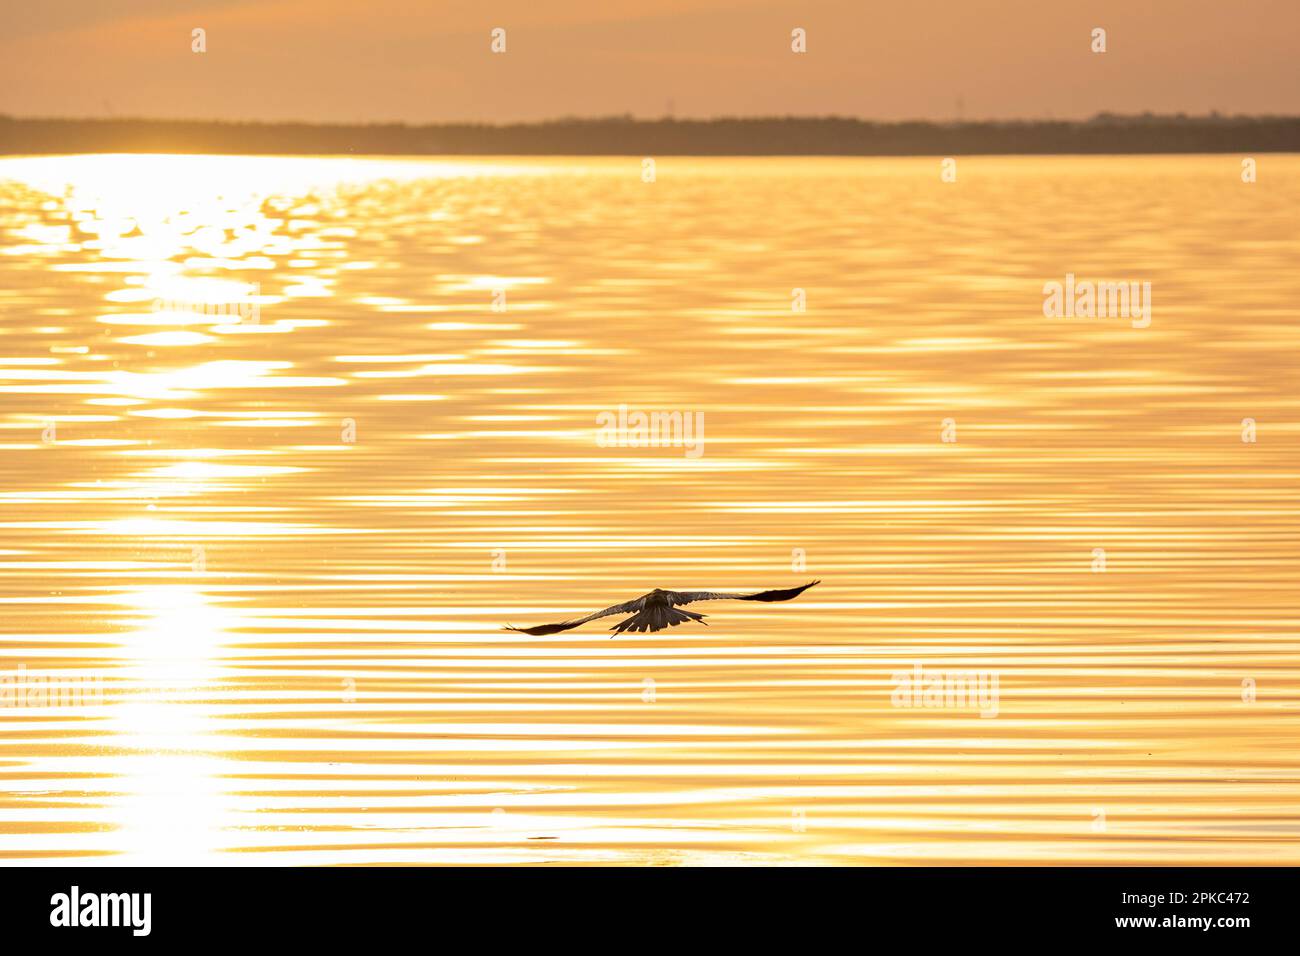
[0,154,1297,865]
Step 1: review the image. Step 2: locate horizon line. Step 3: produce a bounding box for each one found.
[5,110,1300,128]
[7,112,1299,157]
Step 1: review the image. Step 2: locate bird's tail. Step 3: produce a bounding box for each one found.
[611,606,708,634]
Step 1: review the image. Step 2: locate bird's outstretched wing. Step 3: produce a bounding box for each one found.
[671,580,820,606]
[504,598,644,636]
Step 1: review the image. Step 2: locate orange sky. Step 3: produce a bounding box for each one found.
[3,0,1297,122]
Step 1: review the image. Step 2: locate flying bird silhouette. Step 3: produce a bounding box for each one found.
[504,580,819,636]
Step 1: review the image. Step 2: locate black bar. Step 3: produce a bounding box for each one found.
[3,867,1293,943]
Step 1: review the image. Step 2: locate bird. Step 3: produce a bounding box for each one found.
[504,580,819,636]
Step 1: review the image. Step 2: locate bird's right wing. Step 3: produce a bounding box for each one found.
[672,580,820,606]
[504,598,644,636]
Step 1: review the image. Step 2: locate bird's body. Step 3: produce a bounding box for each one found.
[505,580,819,636]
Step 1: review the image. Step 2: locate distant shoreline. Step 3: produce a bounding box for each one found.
[3,113,1299,156]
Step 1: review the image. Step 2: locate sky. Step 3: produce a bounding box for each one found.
[2,0,1298,123]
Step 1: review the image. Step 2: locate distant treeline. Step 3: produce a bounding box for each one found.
[2,113,1299,156]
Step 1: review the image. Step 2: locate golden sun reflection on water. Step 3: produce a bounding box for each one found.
[0,154,1299,864]
[107,587,234,865]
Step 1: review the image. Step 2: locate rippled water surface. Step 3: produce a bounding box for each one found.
[1,154,1298,864]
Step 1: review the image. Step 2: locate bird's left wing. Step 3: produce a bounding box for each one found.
[671,580,820,606]
[504,597,644,636]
